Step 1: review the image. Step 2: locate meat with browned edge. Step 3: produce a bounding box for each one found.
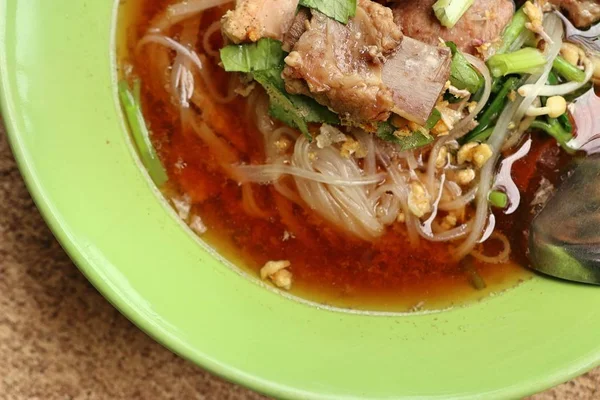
[549,0,600,28]
[283,0,451,126]
[282,8,311,52]
[283,0,404,126]
[382,37,452,124]
[221,0,299,43]
[391,0,515,55]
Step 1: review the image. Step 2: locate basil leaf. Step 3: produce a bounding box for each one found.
[376,110,441,150]
[376,122,434,151]
[253,66,339,138]
[425,109,442,130]
[220,38,284,72]
[446,41,483,94]
[298,0,357,24]
[220,39,339,139]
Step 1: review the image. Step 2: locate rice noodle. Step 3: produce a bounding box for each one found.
[471,232,511,264]
[171,19,200,109]
[426,53,492,195]
[242,184,271,219]
[136,0,547,258]
[138,34,236,104]
[188,117,242,181]
[202,21,222,57]
[150,0,233,32]
[438,187,477,211]
[234,164,386,186]
[415,221,473,242]
[453,13,564,260]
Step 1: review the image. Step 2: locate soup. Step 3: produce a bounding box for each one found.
[117,0,598,312]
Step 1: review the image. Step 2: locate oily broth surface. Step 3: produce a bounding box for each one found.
[114,0,575,313]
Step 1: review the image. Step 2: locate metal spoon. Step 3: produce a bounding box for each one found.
[529,156,600,284]
[528,84,600,283]
[555,11,600,53]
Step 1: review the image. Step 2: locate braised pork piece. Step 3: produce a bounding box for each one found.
[391,0,515,55]
[549,0,600,28]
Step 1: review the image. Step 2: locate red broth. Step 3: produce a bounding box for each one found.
[117,0,573,312]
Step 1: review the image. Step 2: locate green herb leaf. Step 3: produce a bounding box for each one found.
[446,41,483,94]
[377,121,434,151]
[298,0,357,24]
[425,109,442,130]
[253,65,339,138]
[221,39,339,139]
[220,38,284,72]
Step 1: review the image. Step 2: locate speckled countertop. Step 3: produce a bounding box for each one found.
[0,120,598,399]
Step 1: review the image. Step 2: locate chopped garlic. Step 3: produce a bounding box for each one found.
[475,42,492,58]
[431,119,449,136]
[260,260,292,290]
[408,121,428,136]
[397,212,406,223]
[440,213,458,230]
[508,90,517,102]
[316,124,347,149]
[472,144,493,168]
[271,270,293,290]
[457,143,492,168]
[275,138,292,152]
[340,138,366,158]
[437,102,464,131]
[457,142,479,165]
[171,194,192,220]
[436,146,449,169]
[408,182,432,218]
[523,1,552,44]
[189,215,207,235]
[456,168,476,185]
[561,43,583,68]
[284,51,302,68]
[467,101,478,114]
[448,85,471,98]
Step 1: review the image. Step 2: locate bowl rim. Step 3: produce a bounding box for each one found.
[2,0,600,399]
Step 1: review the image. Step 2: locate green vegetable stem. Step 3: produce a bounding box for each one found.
[433,0,475,28]
[496,7,528,55]
[552,55,587,83]
[461,77,520,143]
[487,48,547,78]
[118,79,168,186]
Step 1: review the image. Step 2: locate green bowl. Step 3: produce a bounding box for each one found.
[2,0,600,398]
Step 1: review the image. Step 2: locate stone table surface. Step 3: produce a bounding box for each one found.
[1,120,598,399]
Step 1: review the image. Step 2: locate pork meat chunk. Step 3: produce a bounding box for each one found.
[392,0,515,55]
[222,0,300,43]
[282,8,311,52]
[282,0,403,125]
[382,37,452,125]
[550,0,600,28]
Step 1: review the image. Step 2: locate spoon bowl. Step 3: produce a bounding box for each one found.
[530,156,600,284]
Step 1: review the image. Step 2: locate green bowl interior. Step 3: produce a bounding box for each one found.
[1,1,600,399]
